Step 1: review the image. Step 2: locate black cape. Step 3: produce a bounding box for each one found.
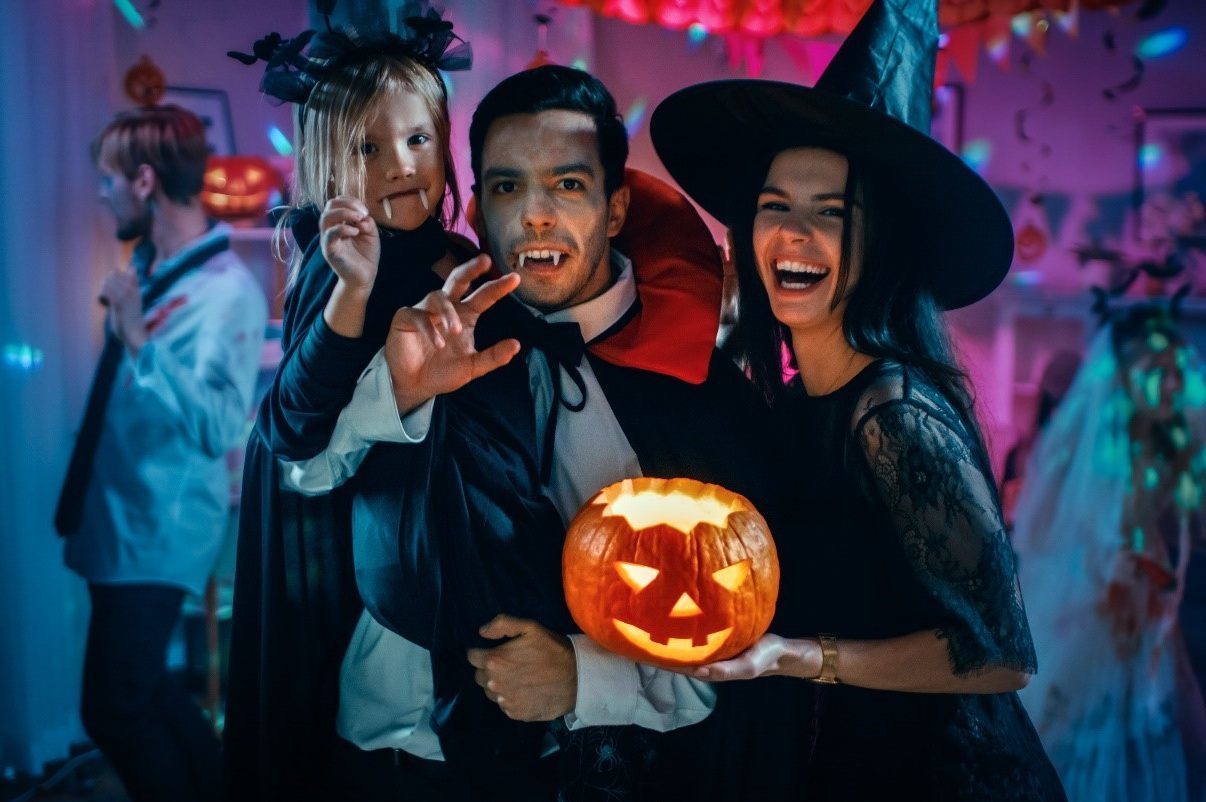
[222,213,458,801]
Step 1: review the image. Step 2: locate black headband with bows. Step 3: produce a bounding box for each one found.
[229,1,471,108]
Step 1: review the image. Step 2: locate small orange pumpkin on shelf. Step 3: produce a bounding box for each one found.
[563,477,779,668]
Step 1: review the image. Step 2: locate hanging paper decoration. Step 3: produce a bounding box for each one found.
[1134,0,1169,20]
[560,0,1143,83]
[1054,2,1079,37]
[1014,195,1051,263]
[1103,55,1145,100]
[1014,80,1054,149]
[945,24,981,83]
[723,32,766,77]
[527,13,555,70]
[556,0,1139,38]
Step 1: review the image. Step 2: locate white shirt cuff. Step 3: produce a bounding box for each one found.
[563,634,640,729]
[348,349,432,444]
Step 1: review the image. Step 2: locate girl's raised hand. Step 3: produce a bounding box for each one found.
[320,195,381,291]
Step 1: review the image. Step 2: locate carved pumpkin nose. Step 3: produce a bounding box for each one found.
[669,593,703,617]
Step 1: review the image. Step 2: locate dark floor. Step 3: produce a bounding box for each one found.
[1,746,129,802]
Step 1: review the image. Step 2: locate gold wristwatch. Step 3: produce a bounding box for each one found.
[813,633,840,684]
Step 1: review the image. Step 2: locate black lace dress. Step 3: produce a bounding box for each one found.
[762,360,1066,800]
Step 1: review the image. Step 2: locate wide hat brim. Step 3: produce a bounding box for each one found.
[651,80,1014,310]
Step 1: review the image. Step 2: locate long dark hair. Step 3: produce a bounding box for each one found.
[732,148,976,425]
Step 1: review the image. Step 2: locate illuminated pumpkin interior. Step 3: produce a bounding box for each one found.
[669,593,702,617]
[599,481,746,535]
[712,559,751,591]
[615,561,659,591]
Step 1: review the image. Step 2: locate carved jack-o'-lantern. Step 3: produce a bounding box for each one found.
[200,156,281,220]
[563,477,779,668]
[123,55,166,108]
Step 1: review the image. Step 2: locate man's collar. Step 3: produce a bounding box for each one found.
[152,222,228,275]
[525,250,636,344]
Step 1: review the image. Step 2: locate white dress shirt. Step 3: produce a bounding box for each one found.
[282,252,715,758]
[65,225,268,596]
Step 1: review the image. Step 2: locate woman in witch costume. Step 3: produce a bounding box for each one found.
[650,0,1065,798]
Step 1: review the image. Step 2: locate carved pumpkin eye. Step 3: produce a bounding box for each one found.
[614,561,659,591]
[711,559,751,591]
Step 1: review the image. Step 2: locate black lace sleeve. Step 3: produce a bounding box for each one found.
[856,399,1037,676]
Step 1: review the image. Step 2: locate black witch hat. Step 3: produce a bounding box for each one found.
[650,0,1013,310]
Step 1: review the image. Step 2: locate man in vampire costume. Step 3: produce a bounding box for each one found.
[227,64,782,801]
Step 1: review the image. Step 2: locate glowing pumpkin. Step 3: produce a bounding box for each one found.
[200,156,281,220]
[123,55,166,108]
[563,477,779,668]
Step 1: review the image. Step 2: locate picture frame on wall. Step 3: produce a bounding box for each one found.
[931,83,965,155]
[1133,107,1206,247]
[162,86,237,155]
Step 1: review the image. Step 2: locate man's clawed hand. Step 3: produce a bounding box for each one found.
[386,255,522,414]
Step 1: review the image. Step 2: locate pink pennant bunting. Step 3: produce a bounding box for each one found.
[946,23,981,84]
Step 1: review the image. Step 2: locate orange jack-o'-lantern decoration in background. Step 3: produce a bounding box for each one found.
[563,477,779,668]
[123,55,166,108]
[200,156,282,220]
[1015,221,1048,263]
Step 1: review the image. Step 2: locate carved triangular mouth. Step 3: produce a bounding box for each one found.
[612,619,733,663]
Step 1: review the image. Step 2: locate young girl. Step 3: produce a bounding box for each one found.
[221,11,517,800]
[650,0,1065,798]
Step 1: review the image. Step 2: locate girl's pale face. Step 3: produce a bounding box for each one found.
[751,147,863,334]
[360,89,445,230]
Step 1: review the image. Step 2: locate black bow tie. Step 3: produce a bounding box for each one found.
[513,314,588,485]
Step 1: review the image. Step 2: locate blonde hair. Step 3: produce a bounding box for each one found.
[278,56,461,281]
[91,105,209,204]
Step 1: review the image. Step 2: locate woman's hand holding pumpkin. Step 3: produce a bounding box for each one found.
[690,634,822,682]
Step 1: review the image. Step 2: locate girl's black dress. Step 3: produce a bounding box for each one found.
[678,359,1067,801]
